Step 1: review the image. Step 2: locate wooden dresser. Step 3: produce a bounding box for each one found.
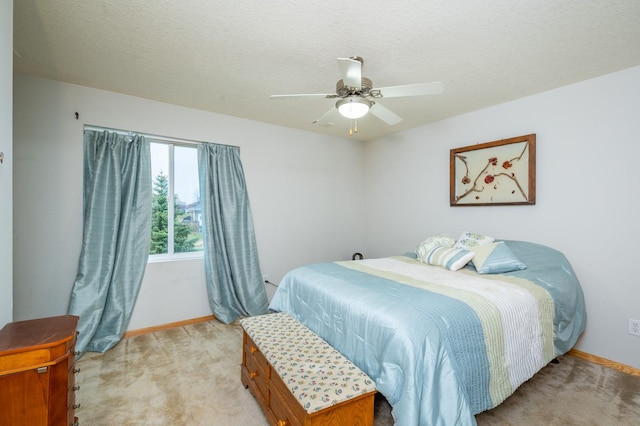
[0,315,80,426]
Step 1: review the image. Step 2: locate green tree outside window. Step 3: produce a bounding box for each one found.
[150,171,200,254]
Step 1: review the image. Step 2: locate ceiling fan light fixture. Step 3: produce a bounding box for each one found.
[336,97,372,119]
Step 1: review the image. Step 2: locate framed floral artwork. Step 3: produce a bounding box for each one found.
[450,134,536,206]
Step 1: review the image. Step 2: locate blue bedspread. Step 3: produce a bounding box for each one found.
[268,241,586,426]
[499,241,586,355]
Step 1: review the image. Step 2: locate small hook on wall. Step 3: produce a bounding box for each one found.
[0,152,4,164]
[75,112,79,120]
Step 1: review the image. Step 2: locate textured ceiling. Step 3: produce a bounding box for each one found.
[13,1,640,141]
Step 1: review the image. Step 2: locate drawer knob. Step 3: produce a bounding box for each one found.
[73,403,81,410]
[277,420,288,426]
[250,346,257,354]
[250,371,258,379]
[73,385,80,391]
[74,368,81,374]
[74,351,81,357]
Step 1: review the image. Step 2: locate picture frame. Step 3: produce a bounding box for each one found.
[450,134,536,206]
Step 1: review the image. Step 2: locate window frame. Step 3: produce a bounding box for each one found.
[149,140,204,263]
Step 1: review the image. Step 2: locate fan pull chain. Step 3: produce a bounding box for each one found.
[348,119,359,136]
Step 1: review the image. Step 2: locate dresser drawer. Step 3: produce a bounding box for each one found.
[244,335,269,372]
[245,347,268,399]
[269,370,303,426]
[242,333,270,405]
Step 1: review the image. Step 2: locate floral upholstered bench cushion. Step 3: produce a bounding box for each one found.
[240,312,376,414]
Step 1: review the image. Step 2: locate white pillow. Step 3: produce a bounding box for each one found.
[416,234,455,260]
[419,246,474,271]
[454,232,495,249]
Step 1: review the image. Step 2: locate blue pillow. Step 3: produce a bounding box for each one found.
[470,242,526,274]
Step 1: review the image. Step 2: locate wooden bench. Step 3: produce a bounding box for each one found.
[240,312,377,426]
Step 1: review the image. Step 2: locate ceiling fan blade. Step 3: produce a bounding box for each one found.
[312,107,340,127]
[378,82,444,98]
[270,93,336,100]
[369,102,403,126]
[337,57,362,89]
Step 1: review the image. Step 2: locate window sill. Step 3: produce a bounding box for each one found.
[148,253,204,264]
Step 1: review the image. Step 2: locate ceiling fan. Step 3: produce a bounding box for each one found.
[270,56,444,134]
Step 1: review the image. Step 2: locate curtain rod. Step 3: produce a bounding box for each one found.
[83,124,240,150]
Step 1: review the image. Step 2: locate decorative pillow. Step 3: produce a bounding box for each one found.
[420,246,474,271]
[416,234,455,260]
[470,241,526,274]
[454,232,495,249]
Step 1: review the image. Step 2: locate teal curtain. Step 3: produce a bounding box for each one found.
[69,130,152,354]
[198,143,268,323]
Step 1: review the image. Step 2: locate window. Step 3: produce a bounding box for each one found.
[150,142,203,259]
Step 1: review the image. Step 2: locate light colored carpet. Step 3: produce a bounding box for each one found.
[76,319,640,425]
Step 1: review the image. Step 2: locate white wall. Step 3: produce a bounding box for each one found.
[364,66,640,369]
[12,74,365,330]
[0,0,13,327]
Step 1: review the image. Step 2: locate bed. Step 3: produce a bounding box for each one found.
[268,238,586,426]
